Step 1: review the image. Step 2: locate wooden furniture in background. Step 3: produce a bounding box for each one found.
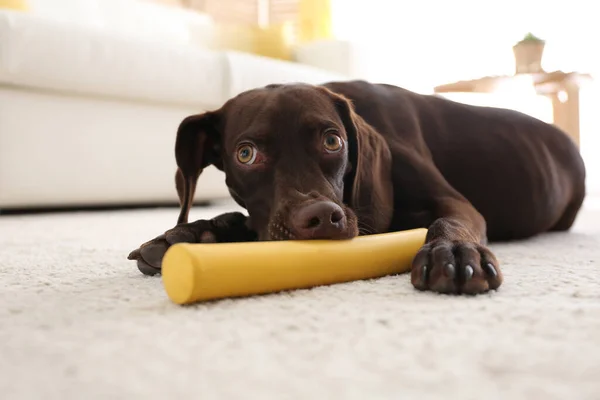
[434,71,592,147]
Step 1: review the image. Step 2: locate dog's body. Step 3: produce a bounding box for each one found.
[128,80,586,295]
[324,81,585,240]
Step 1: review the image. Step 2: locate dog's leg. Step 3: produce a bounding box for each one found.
[392,152,504,294]
[127,212,257,275]
[410,198,503,295]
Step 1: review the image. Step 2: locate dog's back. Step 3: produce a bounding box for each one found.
[325,80,586,240]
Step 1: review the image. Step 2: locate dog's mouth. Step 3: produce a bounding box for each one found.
[267,201,358,241]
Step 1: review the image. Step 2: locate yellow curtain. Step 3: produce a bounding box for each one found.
[297,0,332,43]
[215,0,334,61]
[254,22,295,60]
[0,0,28,10]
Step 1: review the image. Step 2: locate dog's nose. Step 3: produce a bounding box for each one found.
[291,201,346,240]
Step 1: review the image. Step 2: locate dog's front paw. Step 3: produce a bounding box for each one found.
[127,220,216,276]
[410,240,503,294]
[127,212,250,276]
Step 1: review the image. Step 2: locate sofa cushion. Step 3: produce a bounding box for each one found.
[0,10,227,108]
[23,0,215,47]
[223,51,348,98]
[293,39,372,80]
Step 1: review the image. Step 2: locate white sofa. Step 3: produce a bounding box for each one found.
[0,0,352,209]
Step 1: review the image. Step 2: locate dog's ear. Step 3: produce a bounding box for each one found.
[320,87,394,234]
[174,111,222,225]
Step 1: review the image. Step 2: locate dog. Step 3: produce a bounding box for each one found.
[127,80,586,295]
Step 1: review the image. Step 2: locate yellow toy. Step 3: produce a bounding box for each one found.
[162,228,427,305]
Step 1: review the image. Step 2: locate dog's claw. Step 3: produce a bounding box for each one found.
[444,263,455,278]
[464,265,474,281]
[412,240,502,294]
[420,265,428,286]
[127,248,141,260]
[484,263,498,278]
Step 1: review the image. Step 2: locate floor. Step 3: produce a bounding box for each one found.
[1,199,599,400]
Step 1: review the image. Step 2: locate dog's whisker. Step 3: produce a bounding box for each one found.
[268,211,295,241]
[357,221,377,236]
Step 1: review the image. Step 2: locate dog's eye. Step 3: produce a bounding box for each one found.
[323,132,343,153]
[237,144,257,164]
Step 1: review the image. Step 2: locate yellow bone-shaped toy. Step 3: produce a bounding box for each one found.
[162,228,427,305]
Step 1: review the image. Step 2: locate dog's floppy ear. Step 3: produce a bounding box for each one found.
[174,111,222,225]
[320,87,394,234]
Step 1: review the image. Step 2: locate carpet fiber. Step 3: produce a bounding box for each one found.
[1,200,599,400]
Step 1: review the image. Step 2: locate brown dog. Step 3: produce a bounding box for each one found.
[127,80,586,295]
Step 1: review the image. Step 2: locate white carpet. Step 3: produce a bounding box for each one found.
[1,200,600,400]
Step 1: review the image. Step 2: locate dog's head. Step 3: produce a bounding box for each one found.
[174,83,393,240]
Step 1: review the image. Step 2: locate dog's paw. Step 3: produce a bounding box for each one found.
[127,212,252,276]
[127,220,217,276]
[410,240,503,294]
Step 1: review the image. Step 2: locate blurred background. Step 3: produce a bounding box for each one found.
[1,0,598,212]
